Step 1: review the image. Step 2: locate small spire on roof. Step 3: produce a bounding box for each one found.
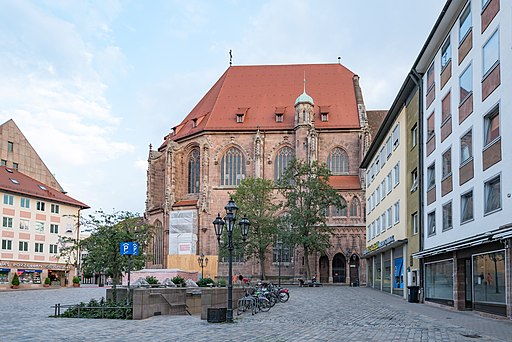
[229,49,233,66]
[303,71,306,94]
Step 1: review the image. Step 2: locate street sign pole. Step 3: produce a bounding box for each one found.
[127,254,131,303]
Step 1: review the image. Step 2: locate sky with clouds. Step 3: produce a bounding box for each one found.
[0,0,445,215]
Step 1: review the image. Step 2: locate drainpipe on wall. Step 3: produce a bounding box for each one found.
[411,69,424,302]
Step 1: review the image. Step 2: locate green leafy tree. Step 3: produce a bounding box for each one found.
[80,211,154,301]
[232,177,279,280]
[277,158,343,280]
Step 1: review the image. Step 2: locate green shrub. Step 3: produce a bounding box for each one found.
[72,276,80,284]
[171,276,185,287]
[44,277,51,285]
[217,278,227,287]
[11,273,20,287]
[145,276,159,285]
[197,277,215,287]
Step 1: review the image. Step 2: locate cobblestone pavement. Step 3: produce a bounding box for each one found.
[0,286,511,342]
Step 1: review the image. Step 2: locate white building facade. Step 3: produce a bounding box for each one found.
[414,0,512,317]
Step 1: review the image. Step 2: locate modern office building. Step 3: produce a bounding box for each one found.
[145,63,385,283]
[412,0,512,317]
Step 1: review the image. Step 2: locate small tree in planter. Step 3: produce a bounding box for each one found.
[11,273,20,289]
[72,276,80,287]
[44,277,51,287]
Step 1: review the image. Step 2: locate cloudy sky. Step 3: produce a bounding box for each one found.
[0,0,445,215]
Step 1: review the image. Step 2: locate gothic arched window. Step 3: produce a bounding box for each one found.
[350,197,360,217]
[328,147,349,175]
[153,220,163,266]
[188,149,200,193]
[221,147,246,186]
[332,197,348,216]
[274,146,294,182]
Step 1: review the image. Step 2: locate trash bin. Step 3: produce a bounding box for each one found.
[408,286,419,303]
[207,307,227,323]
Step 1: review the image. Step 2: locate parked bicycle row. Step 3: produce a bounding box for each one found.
[237,283,289,316]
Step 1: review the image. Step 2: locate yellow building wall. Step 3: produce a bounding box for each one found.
[167,254,218,279]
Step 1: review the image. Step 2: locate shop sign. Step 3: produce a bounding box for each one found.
[366,235,396,253]
[0,261,71,270]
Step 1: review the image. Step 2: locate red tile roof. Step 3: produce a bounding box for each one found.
[328,175,362,190]
[173,199,198,207]
[164,64,360,145]
[0,166,89,209]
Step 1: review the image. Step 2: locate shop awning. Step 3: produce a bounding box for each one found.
[413,223,512,258]
[0,268,10,272]
[17,269,42,273]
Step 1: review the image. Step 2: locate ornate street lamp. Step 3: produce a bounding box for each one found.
[197,253,208,279]
[213,198,249,323]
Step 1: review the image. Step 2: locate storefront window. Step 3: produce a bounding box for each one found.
[19,270,42,284]
[425,259,454,304]
[374,254,381,288]
[367,259,373,288]
[0,270,9,283]
[383,251,391,291]
[394,257,404,289]
[473,250,506,315]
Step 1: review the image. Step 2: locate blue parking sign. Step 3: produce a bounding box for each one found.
[120,242,139,255]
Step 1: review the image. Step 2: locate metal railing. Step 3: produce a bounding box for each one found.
[51,303,132,319]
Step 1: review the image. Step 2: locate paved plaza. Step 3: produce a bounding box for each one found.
[0,286,511,342]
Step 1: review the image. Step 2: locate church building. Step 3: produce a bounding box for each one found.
[146,63,381,284]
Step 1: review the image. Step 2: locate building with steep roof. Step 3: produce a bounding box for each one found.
[146,63,377,283]
[0,166,88,289]
[0,119,64,193]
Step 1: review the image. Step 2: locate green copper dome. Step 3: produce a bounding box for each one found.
[295,91,314,106]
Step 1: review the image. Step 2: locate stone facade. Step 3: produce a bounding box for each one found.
[145,64,374,284]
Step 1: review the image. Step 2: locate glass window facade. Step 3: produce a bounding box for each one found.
[473,251,506,314]
[374,254,382,289]
[425,260,454,303]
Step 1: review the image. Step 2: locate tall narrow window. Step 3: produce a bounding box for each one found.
[459,65,473,103]
[428,211,436,236]
[484,175,501,214]
[412,212,418,235]
[441,38,451,69]
[483,29,499,75]
[350,197,360,217]
[392,124,400,150]
[393,201,400,224]
[188,149,200,193]
[153,220,164,266]
[332,197,347,217]
[442,92,451,123]
[427,163,436,190]
[460,130,473,164]
[484,107,499,146]
[7,141,13,153]
[427,113,435,139]
[426,64,435,91]
[274,147,294,182]
[221,147,245,186]
[411,124,417,148]
[442,149,452,178]
[443,202,453,231]
[459,5,472,43]
[461,190,474,223]
[327,147,349,175]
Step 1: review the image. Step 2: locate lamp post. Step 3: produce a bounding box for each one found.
[213,198,249,323]
[197,253,208,279]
